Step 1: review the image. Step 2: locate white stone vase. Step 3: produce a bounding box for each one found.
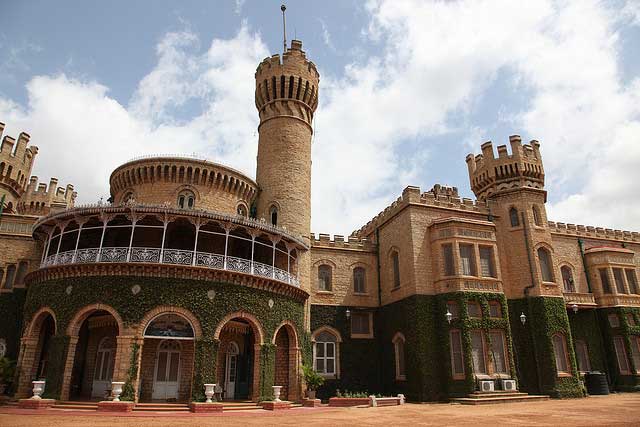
[111,381,125,402]
[31,380,45,400]
[272,385,282,402]
[204,383,216,403]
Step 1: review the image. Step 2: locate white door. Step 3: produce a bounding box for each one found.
[225,342,239,399]
[92,337,115,398]
[152,340,181,400]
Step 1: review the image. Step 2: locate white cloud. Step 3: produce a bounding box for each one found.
[1,0,639,237]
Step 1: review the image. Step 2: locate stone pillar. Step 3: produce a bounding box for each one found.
[288,346,301,401]
[15,337,38,398]
[59,336,78,401]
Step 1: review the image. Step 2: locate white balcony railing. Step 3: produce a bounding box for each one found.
[42,247,300,287]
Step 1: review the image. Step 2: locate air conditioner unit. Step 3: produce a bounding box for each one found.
[501,379,517,391]
[479,380,495,392]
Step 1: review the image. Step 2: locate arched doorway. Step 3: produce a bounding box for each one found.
[273,323,299,401]
[33,313,55,381]
[68,310,120,400]
[215,314,264,401]
[139,313,195,402]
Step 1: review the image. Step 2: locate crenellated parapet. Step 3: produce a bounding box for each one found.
[351,185,491,239]
[254,40,319,129]
[18,176,76,215]
[547,221,640,243]
[311,233,376,252]
[0,122,39,205]
[466,135,545,201]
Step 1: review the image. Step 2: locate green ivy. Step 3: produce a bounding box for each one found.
[0,289,26,359]
[120,342,140,401]
[508,297,582,398]
[598,307,640,392]
[42,335,70,399]
[191,339,218,402]
[259,343,276,401]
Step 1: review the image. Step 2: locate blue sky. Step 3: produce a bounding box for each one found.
[1,0,640,235]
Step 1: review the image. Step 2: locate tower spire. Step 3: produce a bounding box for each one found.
[281,4,287,53]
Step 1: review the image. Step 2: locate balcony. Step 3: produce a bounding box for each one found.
[596,294,640,308]
[42,247,299,287]
[435,277,503,293]
[32,204,306,288]
[562,292,597,307]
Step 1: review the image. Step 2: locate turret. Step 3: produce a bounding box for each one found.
[466,135,545,201]
[0,122,39,211]
[254,39,319,241]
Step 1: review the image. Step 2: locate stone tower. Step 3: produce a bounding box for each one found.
[254,39,319,301]
[466,136,558,298]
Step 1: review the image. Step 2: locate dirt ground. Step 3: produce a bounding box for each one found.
[2,394,640,426]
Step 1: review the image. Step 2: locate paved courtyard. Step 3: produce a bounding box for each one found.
[1,394,639,426]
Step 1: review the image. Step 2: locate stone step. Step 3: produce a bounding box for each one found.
[467,392,529,398]
[451,395,549,405]
[134,403,190,412]
[51,402,99,411]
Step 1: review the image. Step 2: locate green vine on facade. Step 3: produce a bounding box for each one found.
[120,342,140,401]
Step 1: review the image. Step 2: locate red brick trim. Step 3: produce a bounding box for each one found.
[97,401,135,412]
[328,397,370,407]
[260,401,292,410]
[189,402,224,413]
[18,398,55,409]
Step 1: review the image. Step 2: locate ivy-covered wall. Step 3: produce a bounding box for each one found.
[22,276,307,400]
[508,297,582,398]
[0,289,27,359]
[310,305,381,400]
[568,309,607,373]
[598,307,640,392]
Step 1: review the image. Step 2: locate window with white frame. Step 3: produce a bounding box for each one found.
[561,266,575,293]
[488,301,502,318]
[575,340,591,373]
[479,246,496,278]
[353,267,366,294]
[467,301,482,318]
[600,269,612,294]
[631,337,640,374]
[489,330,508,374]
[459,244,476,276]
[318,264,332,291]
[314,330,338,376]
[351,312,373,338]
[442,243,455,276]
[447,301,460,320]
[470,330,487,374]
[393,333,406,381]
[552,333,570,374]
[613,268,627,294]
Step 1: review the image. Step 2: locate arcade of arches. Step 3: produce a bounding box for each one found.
[16,307,301,403]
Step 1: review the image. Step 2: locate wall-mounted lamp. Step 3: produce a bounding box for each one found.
[571,304,578,314]
[445,310,453,324]
[520,312,527,325]
[345,309,351,319]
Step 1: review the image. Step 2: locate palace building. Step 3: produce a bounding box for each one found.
[1,38,639,405]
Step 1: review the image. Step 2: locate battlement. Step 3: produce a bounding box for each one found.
[18,176,77,215]
[0,122,39,199]
[311,233,376,252]
[547,221,640,243]
[351,185,491,239]
[466,135,545,201]
[254,40,319,126]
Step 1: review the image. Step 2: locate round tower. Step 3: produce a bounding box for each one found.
[254,39,319,243]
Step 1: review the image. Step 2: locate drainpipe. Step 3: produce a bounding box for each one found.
[521,211,544,394]
[375,228,382,307]
[578,239,592,293]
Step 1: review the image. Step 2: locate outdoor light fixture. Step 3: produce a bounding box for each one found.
[345,309,351,319]
[520,312,527,325]
[571,304,579,314]
[445,310,453,324]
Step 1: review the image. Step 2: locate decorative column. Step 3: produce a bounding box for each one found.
[15,337,39,398]
[191,218,201,266]
[58,335,78,401]
[125,211,138,262]
[223,225,230,270]
[159,214,169,264]
[97,212,109,262]
[53,221,68,263]
[71,220,85,263]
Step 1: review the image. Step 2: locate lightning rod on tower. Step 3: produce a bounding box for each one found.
[281,4,287,53]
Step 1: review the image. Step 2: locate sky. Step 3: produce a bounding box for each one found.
[1,0,640,236]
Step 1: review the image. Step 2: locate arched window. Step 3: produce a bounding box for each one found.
[353,267,366,294]
[509,207,519,227]
[537,247,554,282]
[236,204,248,217]
[318,264,332,291]
[3,265,16,289]
[393,333,406,381]
[269,205,278,226]
[391,250,400,289]
[551,333,570,374]
[15,261,28,286]
[313,329,340,377]
[575,340,591,372]
[561,266,575,292]
[532,205,542,226]
[177,190,195,209]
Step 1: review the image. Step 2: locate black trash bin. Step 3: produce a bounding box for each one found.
[584,371,609,395]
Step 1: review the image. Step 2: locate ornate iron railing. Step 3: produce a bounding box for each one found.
[43,247,300,287]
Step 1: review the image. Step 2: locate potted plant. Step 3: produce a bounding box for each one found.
[302,364,324,400]
[0,357,16,395]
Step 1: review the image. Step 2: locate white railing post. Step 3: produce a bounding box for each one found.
[251,236,255,275]
[126,217,136,262]
[223,230,229,270]
[192,224,200,266]
[159,220,168,264]
[97,220,108,262]
[71,222,84,263]
[54,223,66,264]
[272,242,276,279]
[41,229,54,265]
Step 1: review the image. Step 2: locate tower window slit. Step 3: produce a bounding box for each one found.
[296,77,302,99]
[280,75,285,98]
[302,81,309,103]
[289,76,294,98]
[272,76,277,99]
[264,79,270,101]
